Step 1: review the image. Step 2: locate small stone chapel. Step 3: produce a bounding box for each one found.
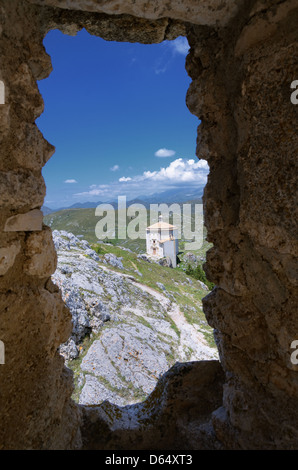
[146,215,179,267]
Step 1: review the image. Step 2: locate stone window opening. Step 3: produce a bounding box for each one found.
[1,0,296,451]
[36,27,218,412]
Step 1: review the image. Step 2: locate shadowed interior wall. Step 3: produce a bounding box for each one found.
[0,0,297,449]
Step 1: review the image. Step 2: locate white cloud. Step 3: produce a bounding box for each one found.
[142,158,208,184]
[155,148,176,158]
[74,187,109,197]
[154,64,169,75]
[119,176,132,182]
[169,37,190,56]
[110,165,119,171]
[64,179,77,184]
[154,37,190,75]
[74,158,209,202]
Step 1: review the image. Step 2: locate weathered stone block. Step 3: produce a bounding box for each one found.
[0,242,21,276]
[4,209,43,232]
[27,0,243,26]
[0,104,10,140]
[9,124,55,171]
[24,228,57,277]
[0,170,46,210]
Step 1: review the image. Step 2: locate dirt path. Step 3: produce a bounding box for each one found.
[98,264,218,361]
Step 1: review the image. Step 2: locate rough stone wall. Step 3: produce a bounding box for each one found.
[0,0,83,450]
[185,0,298,449]
[79,361,225,450]
[0,0,297,450]
[27,0,244,27]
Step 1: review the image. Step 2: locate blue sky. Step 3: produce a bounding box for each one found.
[37,29,208,209]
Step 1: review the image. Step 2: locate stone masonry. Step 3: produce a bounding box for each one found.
[0,0,297,449]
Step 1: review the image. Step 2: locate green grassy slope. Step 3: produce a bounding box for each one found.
[90,242,215,348]
[46,206,218,404]
[44,205,212,255]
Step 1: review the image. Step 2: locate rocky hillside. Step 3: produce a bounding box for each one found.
[51,230,218,406]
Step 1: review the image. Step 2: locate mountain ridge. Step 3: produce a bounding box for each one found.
[42,187,204,214]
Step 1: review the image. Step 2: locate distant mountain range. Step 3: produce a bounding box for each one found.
[41,205,55,215]
[42,187,204,215]
[137,187,204,205]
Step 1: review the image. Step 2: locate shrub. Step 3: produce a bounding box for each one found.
[186,262,214,290]
[92,244,103,254]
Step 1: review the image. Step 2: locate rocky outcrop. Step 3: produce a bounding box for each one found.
[51,230,217,406]
[27,0,244,27]
[0,0,297,451]
[186,1,298,449]
[80,360,225,450]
